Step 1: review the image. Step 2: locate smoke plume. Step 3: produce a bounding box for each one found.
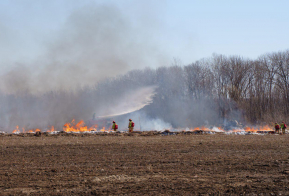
[0,3,166,95]
[0,3,168,132]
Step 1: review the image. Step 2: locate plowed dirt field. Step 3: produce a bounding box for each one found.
[0,133,289,195]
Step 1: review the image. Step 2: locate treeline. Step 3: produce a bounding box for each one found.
[0,49,288,130]
[99,50,289,127]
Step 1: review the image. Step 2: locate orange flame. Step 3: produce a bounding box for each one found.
[47,126,55,132]
[63,119,100,132]
[243,125,272,132]
[189,125,273,133]
[12,126,20,133]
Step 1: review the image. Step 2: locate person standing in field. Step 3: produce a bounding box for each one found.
[128,119,134,133]
[280,121,287,135]
[112,121,118,132]
[275,122,280,134]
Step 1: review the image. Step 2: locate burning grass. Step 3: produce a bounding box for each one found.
[9,119,276,135]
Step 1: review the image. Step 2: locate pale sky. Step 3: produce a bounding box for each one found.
[0,0,288,68]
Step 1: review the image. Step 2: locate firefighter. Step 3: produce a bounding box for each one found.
[112,121,118,132]
[128,119,134,133]
[280,121,287,135]
[275,122,280,134]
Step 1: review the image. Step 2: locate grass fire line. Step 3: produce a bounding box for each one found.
[8,120,277,135]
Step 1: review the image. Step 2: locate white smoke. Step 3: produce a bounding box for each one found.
[211,127,224,132]
[0,3,168,95]
[97,86,157,118]
[140,117,172,131]
[112,110,172,131]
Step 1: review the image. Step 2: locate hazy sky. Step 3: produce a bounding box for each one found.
[0,0,288,70]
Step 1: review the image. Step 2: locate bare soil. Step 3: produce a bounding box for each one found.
[0,133,289,195]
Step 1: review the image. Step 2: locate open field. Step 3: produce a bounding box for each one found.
[0,133,289,195]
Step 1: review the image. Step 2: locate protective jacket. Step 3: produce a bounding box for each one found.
[128,121,133,128]
[112,123,116,129]
[281,123,285,129]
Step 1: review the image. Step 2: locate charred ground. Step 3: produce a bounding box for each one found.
[0,133,289,195]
